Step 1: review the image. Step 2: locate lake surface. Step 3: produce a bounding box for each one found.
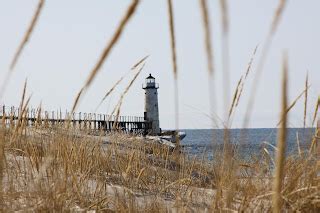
[180,128,316,160]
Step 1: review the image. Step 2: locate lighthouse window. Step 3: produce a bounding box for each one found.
[147,79,155,84]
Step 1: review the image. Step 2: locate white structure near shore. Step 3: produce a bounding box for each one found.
[143,74,160,135]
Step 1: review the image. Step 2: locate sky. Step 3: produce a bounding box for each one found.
[0,0,319,129]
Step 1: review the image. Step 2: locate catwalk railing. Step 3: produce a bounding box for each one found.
[0,105,151,134]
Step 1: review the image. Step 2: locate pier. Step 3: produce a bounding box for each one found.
[0,74,163,136]
[0,105,151,135]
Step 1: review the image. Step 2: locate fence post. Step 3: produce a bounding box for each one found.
[79,112,82,130]
[94,113,96,130]
[2,105,5,126]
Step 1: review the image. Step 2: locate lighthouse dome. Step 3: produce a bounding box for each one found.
[146,73,155,79]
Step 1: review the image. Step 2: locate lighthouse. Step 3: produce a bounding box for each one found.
[143,74,160,135]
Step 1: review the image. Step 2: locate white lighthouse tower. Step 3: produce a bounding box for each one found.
[143,74,160,135]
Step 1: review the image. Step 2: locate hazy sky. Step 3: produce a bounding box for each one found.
[1,0,319,129]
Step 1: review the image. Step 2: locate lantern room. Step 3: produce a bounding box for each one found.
[143,74,159,89]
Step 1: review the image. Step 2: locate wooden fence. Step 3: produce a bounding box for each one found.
[0,105,151,135]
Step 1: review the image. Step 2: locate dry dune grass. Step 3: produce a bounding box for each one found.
[0,126,215,211]
[10,0,45,71]
[71,0,140,113]
[0,0,319,212]
[0,120,319,211]
[272,54,288,212]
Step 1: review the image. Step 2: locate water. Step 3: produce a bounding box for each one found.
[180,128,316,160]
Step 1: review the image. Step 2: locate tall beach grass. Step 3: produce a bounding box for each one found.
[0,0,319,211]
